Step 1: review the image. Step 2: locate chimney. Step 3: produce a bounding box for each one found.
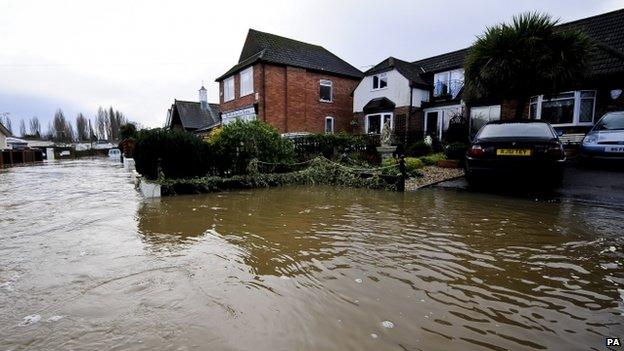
[199,85,208,110]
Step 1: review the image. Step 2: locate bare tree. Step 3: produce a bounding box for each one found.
[96,107,107,140]
[19,119,26,137]
[29,116,41,137]
[52,109,74,143]
[1,112,13,135]
[75,113,89,141]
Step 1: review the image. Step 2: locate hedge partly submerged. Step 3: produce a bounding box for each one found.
[158,157,403,195]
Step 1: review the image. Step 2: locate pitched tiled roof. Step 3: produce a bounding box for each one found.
[365,57,429,88]
[409,9,624,77]
[216,29,363,81]
[171,100,220,130]
[411,48,469,74]
[557,9,624,75]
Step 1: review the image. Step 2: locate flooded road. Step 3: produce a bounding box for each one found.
[1,159,623,350]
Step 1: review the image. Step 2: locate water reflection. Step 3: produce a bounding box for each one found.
[2,160,623,351]
[135,186,624,349]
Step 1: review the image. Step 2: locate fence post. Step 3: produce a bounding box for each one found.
[157,157,164,181]
[398,155,407,192]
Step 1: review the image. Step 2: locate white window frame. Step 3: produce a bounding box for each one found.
[423,105,462,141]
[320,79,333,102]
[223,76,235,102]
[530,90,596,127]
[239,67,254,97]
[372,72,388,91]
[324,116,335,134]
[433,69,464,98]
[364,113,393,134]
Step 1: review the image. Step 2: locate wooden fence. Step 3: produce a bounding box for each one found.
[0,149,44,167]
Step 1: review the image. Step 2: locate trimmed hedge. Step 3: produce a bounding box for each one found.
[134,128,212,180]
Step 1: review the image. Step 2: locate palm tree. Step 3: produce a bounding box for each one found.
[464,12,594,120]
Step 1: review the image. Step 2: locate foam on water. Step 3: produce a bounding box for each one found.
[19,314,41,326]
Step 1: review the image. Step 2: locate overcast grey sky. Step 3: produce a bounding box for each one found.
[1,0,622,130]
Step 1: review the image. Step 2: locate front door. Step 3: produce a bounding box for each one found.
[425,111,439,139]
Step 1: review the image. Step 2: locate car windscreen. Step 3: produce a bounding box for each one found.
[594,112,624,131]
[477,123,555,139]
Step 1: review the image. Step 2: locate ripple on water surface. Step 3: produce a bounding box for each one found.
[0,159,623,350]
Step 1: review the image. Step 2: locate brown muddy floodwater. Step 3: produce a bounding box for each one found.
[1,159,623,350]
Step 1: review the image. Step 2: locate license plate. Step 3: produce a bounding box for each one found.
[496,149,532,156]
[605,146,624,153]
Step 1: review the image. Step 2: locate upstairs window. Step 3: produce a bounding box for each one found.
[239,67,254,97]
[325,116,334,134]
[320,80,332,102]
[433,69,464,98]
[224,77,235,102]
[372,73,388,90]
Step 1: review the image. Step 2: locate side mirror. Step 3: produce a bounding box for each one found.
[555,129,564,137]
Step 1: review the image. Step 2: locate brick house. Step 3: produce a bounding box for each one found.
[353,9,624,142]
[215,29,363,134]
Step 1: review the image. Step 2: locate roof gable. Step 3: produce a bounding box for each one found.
[218,29,363,81]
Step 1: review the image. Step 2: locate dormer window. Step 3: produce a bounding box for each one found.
[372,73,388,90]
[433,69,464,98]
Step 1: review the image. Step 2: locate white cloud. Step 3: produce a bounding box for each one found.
[0,0,622,128]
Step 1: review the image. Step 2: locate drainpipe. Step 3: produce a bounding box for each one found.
[407,85,413,145]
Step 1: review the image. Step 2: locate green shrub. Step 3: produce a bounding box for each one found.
[208,120,294,175]
[444,142,469,160]
[420,153,446,166]
[293,132,368,159]
[406,140,433,157]
[381,157,424,176]
[134,128,212,180]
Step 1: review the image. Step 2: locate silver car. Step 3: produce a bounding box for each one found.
[581,111,624,160]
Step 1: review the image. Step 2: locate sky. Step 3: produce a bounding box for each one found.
[1,0,623,132]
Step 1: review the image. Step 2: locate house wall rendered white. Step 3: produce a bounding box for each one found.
[0,131,7,150]
[353,69,429,112]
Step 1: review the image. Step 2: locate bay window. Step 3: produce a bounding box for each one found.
[239,67,254,97]
[530,91,596,126]
[224,77,235,102]
[372,73,388,90]
[365,113,393,134]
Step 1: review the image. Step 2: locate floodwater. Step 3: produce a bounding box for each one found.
[1,159,623,351]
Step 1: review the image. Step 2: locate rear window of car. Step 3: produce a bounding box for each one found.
[477,123,555,139]
[594,112,624,131]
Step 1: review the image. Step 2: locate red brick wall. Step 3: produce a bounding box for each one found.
[219,63,263,113]
[219,63,359,134]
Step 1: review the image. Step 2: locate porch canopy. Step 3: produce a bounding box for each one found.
[363,97,396,114]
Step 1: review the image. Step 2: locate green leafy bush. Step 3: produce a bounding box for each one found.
[293,132,368,159]
[444,142,469,160]
[406,140,433,157]
[420,153,446,166]
[381,157,424,176]
[134,128,212,180]
[208,121,294,175]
